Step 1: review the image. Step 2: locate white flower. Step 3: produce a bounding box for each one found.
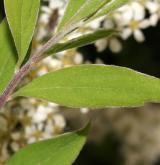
[19,99,66,144]
[36,0,160,53]
[117,2,150,42]
[32,105,49,123]
[146,0,160,26]
[88,0,160,52]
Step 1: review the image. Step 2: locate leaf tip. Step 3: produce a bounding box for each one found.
[77,121,91,137]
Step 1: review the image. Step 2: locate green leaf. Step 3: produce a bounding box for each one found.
[4,0,40,65]
[6,125,89,165]
[57,0,86,31]
[92,0,129,20]
[46,29,115,55]
[14,65,160,108]
[57,0,110,31]
[0,20,17,95]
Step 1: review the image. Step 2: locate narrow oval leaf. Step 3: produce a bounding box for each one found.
[58,0,110,31]
[92,0,129,20]
[6,126,89,165]
[14,65,160,108]
[4,0,40,64]
[0,20,17,95]
[57,0,86,31]
[46,29,115,55]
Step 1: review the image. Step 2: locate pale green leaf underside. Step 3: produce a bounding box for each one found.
[46,29,115,55]
[0,20,16,95]
[14,65,160,108]
[4,0,40,64]
[6,126,88,165]
[58,0,110,31]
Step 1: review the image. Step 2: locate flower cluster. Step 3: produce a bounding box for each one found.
[37,0,160,53]
[95,0,160,52]
[0,98,66,164]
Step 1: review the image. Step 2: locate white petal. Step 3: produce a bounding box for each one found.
[149,14,159,26]
[95,39,108,52]
[132,2,145,21]
[133,29,145,42]
[139,20,150,29]
[146,1,159,13]
[109,38,122,53]
[121,28,132,40]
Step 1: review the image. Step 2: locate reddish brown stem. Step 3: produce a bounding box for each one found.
[0,23,78,109]
[0,62,31,108]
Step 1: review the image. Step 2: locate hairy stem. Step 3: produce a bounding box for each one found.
[0,23,78,109]
[0,62,31,108]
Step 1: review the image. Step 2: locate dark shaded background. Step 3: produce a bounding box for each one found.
[0,0,4,22]
[1,1,160,165]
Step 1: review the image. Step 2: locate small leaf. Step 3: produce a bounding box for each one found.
[46,29,115,55]
[92,0,129,19]
[57,0,86,31]
[4,0,40,65]
[6,125,89,165]
[14,65,160,108]
[0,20,17,95]
[58,0,110,31]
